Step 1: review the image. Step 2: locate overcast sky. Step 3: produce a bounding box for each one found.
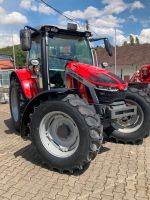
[0,0,150,48]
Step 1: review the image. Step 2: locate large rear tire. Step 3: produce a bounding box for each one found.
[30,94,103,172]
[105,88,150,144]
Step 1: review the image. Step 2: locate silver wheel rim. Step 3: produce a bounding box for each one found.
[11,87,19,122]
[112,100,144,133]
[39,111,80,158]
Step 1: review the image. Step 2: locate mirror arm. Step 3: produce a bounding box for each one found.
[89,37,107,42]
[89,37,112,57]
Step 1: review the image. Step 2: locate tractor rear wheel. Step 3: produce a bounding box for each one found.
[105,88,150,144]
[30,94,103,172]
[9,79,26,132]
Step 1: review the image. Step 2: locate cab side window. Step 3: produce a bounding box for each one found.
[29,36,41,61]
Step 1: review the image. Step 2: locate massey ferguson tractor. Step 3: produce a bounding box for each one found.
[9,24,150,172]
[129,65,150,95]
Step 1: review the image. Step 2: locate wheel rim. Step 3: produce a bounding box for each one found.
[112,99,144,133]
[39,111,80,158]
[11,87,19,122]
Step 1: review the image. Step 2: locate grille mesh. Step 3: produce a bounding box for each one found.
[96,89,126,103]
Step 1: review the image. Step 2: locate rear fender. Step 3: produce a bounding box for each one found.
[21,88,78,137]
[10,69,39,99]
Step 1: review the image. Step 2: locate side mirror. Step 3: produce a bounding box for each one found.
[30,59,40,66]
[20,29,31,51]
[104,39,112,57]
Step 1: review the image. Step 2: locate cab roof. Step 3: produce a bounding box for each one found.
[29,24,92,38]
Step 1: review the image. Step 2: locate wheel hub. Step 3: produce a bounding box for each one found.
[57,125,71,139]
[118,114,138,127]
[112,99,144,134]
[39,111,80,158]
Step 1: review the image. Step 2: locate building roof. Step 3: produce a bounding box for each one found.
[96,43,150,66]
[0,55,14,69]
[0,60,14,69]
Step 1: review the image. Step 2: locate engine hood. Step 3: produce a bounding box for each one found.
[66,62,127,90]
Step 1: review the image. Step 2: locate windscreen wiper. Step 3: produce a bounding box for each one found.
[49,55,77,62]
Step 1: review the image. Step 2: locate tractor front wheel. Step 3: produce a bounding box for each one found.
[9,79,26,132]
[30,94,103,172]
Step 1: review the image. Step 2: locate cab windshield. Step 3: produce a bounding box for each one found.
[47,34,93,88]
[48,34,93,71]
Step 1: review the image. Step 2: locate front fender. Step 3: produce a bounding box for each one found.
[10,69,39,99]
[21,88,78,137]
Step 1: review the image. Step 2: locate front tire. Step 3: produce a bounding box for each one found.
[105,88,150,144]
[9,79,26,132]
[30,94,103,172]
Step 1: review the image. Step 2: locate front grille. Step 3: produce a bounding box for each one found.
[96,89,126,103]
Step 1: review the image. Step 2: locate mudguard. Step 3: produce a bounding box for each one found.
[21,88,78,137]
[10,69,39,99]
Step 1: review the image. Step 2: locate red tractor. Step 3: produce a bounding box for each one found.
[9,24,150,172]
[129,65,150,95]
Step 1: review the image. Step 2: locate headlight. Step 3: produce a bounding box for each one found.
[98,86,118,92]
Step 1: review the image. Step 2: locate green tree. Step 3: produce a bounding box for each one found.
[135,36,140,45]
[130,35,135,46]
[95,45,103,49]
[0,45,26,67]
[15,45,26,66]
[123,41,128,46]
[85,20,89,31]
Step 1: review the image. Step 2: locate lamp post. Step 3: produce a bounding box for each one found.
[11,33,16,69]
[114,28,117,75]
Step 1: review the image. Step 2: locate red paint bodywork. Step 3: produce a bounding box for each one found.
[67,62,127,90]
[12,62,127,100]
[130,65,150,83]
[11,69,39,99]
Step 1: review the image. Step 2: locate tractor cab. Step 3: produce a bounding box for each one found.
[20,24,112,90]
[21,24,93,89]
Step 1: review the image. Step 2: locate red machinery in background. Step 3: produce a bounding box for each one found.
[129,65,150,94]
